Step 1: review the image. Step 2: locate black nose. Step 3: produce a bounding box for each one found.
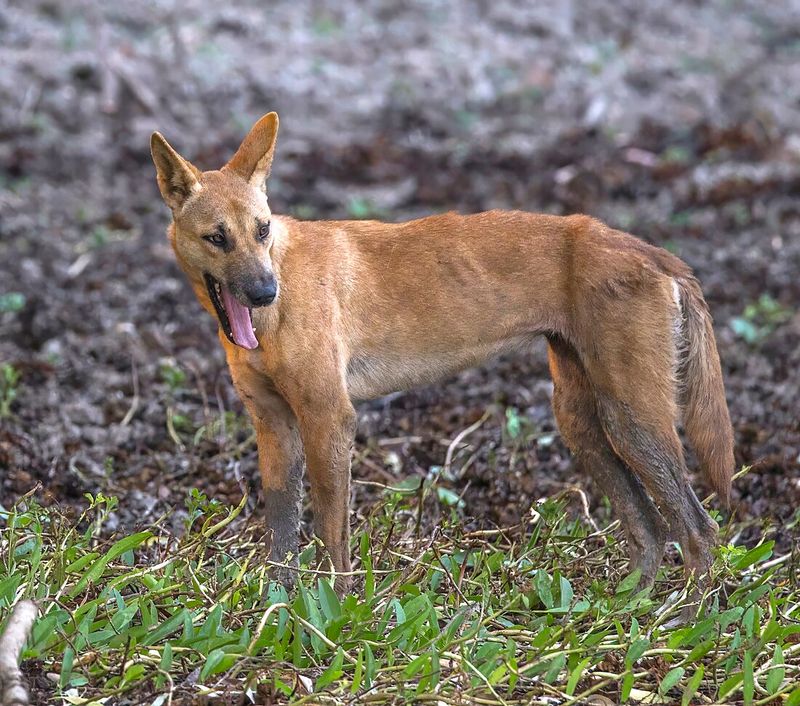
[244,276,277,307]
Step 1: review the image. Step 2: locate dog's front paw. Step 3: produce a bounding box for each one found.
[333,572,353,597]
[266,560,299,593]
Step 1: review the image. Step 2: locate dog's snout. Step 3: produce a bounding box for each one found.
[245,275,278,307]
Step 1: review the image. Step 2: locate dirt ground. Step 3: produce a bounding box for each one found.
[1,1,799,547]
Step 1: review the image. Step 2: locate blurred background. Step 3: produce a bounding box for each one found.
[1,1,798,544]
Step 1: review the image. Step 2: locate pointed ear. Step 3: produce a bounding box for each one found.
[223,112,279,191]
[150,132,201,211]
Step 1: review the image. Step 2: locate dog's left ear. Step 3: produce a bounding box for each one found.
[224,112,279,192]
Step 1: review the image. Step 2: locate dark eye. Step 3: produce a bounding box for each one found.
[204,232,226,247]
[258,221,271,241]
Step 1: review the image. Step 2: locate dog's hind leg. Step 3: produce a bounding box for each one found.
[579,286,719,580]
[548,337,668,584]
[594,394,718,579]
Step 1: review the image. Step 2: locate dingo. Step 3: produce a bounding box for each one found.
[151,113,734,594]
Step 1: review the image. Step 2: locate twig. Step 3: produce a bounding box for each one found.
[558,484,600,532]
[0,600,38,706]
[120,358,140,427]
[444,410,491,476]
[702,464,752,506]
[166,406,185,451]
[214,373,228,446]
[354,456,397,483]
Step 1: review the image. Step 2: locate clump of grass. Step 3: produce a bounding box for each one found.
[1,477,798,705]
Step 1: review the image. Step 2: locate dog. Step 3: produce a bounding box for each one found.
[150,112,734,594]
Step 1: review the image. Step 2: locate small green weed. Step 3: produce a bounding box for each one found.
[291,203,319,220]
[0,292,26,313]
[158,359,186,393]
[661,145,692,165]
[347,197,387,220]
[730,294,793,344]
[158,359,190,448]
[89,225,129,250]
[0,363,20,417]
[503,406,557,455]
[311,13,340,37]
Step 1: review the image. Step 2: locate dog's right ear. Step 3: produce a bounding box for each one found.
[150,132,201,211]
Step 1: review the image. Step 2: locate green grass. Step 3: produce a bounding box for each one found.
[1,478,799,705]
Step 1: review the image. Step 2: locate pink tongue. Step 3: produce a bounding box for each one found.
[221,287,259,349]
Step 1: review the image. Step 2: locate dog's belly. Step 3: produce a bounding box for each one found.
[345,334,538,400]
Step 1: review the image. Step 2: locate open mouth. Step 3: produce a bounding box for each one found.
[204,273,259,350]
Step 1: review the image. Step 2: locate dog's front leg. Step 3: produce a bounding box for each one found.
[296,401,356,596]
[255,405,304,588]
[230,366,304,587]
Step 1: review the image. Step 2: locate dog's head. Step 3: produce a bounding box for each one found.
[150,113,280,350]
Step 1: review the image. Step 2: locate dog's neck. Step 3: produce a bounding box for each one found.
[267,215,291,277]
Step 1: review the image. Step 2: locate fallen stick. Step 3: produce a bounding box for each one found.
[0,601,38,706]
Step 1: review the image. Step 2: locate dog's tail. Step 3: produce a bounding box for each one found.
[675,276,735,507]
